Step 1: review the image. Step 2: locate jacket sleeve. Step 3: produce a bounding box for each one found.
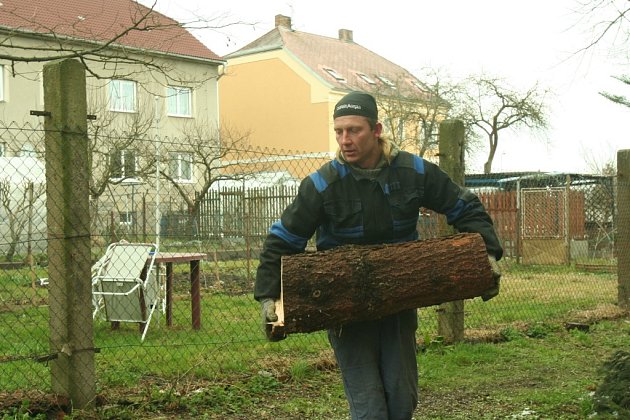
[421,160,504,260]
[254,176,323,301]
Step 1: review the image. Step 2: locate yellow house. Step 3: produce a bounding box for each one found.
[220,14,442,178]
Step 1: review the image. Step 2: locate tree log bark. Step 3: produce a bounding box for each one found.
[271,233,493,338]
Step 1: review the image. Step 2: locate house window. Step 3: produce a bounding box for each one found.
[110,150,137,179]
[0,65,4,101]
[357,73,376,85]
[39,71,45,106]
[323,67,346,83]
[167,86,192,117]
[397,118,405,140]
[109,79,136,112]
[169,152,193,182]
[377,75,396,88]
[119,211,135,226]
[20,143,36,157]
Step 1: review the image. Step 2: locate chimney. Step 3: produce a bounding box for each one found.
[275,14,292,29]
[339,29,353,42]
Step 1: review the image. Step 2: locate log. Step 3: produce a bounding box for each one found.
[270,233,493,338]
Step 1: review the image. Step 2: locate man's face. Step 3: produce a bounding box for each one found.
[334,115,383,169]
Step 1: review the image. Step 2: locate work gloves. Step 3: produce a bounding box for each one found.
[261,298,278,323]
[481,255,501,302]
[260,298,285,341]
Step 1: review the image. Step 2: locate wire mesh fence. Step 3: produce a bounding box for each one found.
[0,120,626,407]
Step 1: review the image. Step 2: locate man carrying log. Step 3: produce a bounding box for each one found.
[255,91,503,420]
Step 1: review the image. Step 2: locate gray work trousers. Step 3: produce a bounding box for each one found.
[328,309,419,420]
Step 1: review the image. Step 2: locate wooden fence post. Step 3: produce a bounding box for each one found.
[436,119,466,343]
[43,59,95,409]
[618,149,630,309]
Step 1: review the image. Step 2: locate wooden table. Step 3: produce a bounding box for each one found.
[154,252,207,330]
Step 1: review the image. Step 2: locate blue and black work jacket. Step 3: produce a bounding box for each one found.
[254,150,503,301]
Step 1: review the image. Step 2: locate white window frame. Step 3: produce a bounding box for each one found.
[39,71,45,106]
[119,211,134,226]
[357,72,376,85]
[169,152,193,183]
[167,86,192,117]
[20,143,36,157]
[109,79,137,112]
[0,64,6,102]
[110,149,139,181]
[377,75,396,89]
[397,118,405,141]
[323,67,346,83]
[0,65,4,101]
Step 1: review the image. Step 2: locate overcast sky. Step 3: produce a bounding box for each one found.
[144,0,630,174]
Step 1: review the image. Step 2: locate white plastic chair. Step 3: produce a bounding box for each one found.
[91,242,160,341]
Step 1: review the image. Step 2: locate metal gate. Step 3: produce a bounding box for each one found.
[520,187,569,264]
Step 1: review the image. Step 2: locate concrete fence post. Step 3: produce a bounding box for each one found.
[437,119,466,343]
[43,59,95,408]
[618,149,630,309]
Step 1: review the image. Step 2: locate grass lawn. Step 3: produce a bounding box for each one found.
[8,314,619,419]
[0,260,627,419]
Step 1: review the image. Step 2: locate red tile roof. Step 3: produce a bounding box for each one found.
[229,22,425,97]
[0,0,222,62]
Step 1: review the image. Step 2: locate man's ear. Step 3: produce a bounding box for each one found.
[374,122,383,137]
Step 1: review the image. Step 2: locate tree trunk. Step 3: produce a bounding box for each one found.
[270,233,493,338]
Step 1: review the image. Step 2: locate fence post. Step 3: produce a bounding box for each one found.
[43,59,95,408]
[565,175,571,265]
[436,119,465,343]
[618,149,630,309]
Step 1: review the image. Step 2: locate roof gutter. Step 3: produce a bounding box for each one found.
[224,45,283,59]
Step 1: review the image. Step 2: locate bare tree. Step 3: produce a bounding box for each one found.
[370,69,486,160]
[573,1,630,109]
[0,181,44,261]
[581,140,618,175]
[600,74,630,108]
[580,141,617,259]
[418,69,485,158]
[459,76,549,174]
[86,94,156,201]
[370,70,450,157]
[573,0,630,55]
[159,120,255,223]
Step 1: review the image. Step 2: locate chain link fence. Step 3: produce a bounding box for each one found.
[0,119,627,409]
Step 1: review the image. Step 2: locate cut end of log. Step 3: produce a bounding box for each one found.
[267,322,287,341]
[264,299,287,341]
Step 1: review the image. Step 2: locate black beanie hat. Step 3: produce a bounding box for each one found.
[333,91,378,120]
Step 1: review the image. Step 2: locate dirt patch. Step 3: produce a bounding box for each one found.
[415,388,515,419]
[0,296,48,313]
[463,306,629,345]
[168,271,253,296]
[206,274,254,296]
[0,390,70,417]
[464,321,531,344]
[567,304,628,324]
